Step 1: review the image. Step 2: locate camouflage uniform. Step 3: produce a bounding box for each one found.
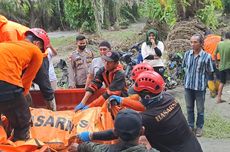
[68,49,93,87]
[78,142,159,152]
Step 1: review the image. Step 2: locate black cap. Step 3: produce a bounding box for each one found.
[102,51,120,62]
[114,109,142,141]
[99,41,111,49]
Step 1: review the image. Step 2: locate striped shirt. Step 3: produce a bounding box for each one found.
[182,49,214,91]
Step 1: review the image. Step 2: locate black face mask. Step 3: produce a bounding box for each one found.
[79,45,86,51]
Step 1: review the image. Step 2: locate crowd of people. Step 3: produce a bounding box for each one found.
[1,14,230,152]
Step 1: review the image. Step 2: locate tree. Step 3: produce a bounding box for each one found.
[174,0,205,20]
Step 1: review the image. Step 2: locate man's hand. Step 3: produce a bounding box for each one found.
[74,103,88,112]
[78,132,91,142]
[68,143,79,152]
[109,95,123,105]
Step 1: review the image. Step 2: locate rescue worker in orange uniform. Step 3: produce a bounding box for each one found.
[0,14,29,42]
[0,15,56,111]
[74,51,129,112]
[203,30,222,98]
[0,29,45,141]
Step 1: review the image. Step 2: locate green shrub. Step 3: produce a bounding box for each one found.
[64,0,96,32]
[222,0,230,14]
[139,0,176,28]
[197,4,219,29]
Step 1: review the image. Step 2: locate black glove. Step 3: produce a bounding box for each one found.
[145,55,154,60]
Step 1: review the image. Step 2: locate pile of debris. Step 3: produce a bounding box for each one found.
[165,19,206,52]
[114,19,170,51]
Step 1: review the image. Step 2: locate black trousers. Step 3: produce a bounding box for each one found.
[0,81,31,141]
[33,57,54,101]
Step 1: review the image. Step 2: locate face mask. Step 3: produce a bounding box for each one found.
[79,45,86,51]
[140,93,163,107]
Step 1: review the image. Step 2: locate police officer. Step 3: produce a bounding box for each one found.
[68,35,94,88]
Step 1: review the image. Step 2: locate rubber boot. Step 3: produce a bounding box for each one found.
[208,80,217,98]
[46,98,57,111]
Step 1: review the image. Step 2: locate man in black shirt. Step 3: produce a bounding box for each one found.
[76,71,203,152]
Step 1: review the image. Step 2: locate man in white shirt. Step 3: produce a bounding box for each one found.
[85,41,111,88]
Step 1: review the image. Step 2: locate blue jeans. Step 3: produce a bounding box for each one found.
[184,88,206,129]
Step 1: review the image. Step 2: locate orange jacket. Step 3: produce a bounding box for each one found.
[88,94,145,111]
[204,34,221,60]
[0,40,43,94]
[0,15,29,42]
[87,64,127,97]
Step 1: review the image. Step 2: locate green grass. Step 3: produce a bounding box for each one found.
[176,96,230,139]
[204,112,230,138]
[50,36,75,48]
[101,30,137,43]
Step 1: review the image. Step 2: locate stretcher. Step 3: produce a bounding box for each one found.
[0,88,118,152]
[31,88,106,110]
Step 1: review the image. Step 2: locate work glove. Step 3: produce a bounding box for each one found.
[109,95,123,105]
[74,102,87,112]
[78,131,91,142]
[82,106,89,110]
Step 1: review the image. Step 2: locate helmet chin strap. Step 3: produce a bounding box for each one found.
[141,92,163,107]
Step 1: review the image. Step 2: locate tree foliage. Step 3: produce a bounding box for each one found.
[196,0,223,29]
[0,0,226,32]
[139,0,176,27]
[64,0,95,32]
[222,0,230,14]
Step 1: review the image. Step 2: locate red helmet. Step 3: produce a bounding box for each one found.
[25,28,50,50]
[134,71,165,94]
[131,63,154,80]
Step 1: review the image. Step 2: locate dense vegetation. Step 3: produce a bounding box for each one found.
[0,0,229,32]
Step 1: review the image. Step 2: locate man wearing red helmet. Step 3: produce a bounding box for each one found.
[128,63,154,95]
[0,29,44,141]
[76,70,203,152]
[25,28,56,111]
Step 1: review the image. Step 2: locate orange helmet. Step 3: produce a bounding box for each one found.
[25,28,50,50]
[131,63,154,81]
[134,71,165,94]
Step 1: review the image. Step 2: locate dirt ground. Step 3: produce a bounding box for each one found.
[167,84,230,152]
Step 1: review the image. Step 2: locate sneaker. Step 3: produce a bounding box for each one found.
[195,128,203,137]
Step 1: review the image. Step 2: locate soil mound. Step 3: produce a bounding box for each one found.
[165,19,206,52]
